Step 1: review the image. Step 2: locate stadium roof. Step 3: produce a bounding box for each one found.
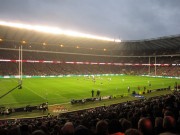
[0,25,180,51]
[119,35,180,50]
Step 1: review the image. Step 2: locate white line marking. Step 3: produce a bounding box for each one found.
[23,86,46,100]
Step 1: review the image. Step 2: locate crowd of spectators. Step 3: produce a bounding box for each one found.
[1,62,179,77]
[0,50,179,63]
[0,41,180,135]
[0,40,179,56]
[0,91,179,135]
[0,49,179,76]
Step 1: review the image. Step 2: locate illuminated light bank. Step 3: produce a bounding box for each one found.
[0,21,121,42]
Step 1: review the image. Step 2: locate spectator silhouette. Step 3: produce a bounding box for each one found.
[61,122,74,135]
[125,128,142,135]
[138,118,153,135]
[96,120,108,135]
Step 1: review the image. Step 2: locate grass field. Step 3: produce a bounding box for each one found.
[0,75,179,108]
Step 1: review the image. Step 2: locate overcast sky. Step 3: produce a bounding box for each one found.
[0,0,180,40]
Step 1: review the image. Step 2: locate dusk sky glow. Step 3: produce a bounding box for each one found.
[0,0,180,40]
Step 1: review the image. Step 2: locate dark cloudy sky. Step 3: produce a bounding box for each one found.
[0,0,180,40]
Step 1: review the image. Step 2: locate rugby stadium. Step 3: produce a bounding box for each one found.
[0,21,179,134]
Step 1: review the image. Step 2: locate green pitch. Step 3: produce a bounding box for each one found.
[0,75,179,107]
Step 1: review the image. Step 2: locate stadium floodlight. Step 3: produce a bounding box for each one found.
[0,20,121,42]
[22,40,26,44]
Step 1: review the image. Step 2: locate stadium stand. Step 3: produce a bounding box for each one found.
[0,91,179,135]
[0,49,179,76]
[0,26,180,134]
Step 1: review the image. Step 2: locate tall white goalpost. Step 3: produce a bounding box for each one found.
[18,45,22,88]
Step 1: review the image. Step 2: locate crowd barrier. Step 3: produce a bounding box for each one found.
[0,102,48,115]
[71,86,172,105]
